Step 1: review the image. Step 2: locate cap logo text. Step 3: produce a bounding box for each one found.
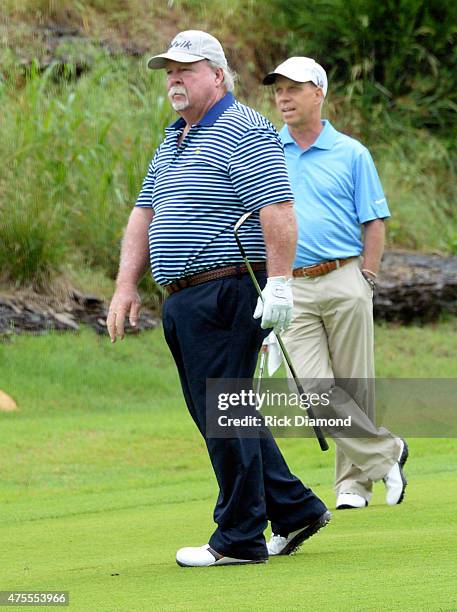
[171,40,193,50]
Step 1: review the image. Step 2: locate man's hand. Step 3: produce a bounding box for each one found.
[107,284,142,343]
[253,276,293,333]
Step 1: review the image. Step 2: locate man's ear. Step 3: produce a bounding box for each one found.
[215,67,225,87]
[315,87,324,106]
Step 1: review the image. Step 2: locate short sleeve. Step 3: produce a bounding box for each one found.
[353,148,390,223]
[135,156,157,209]
[228,126,294,211]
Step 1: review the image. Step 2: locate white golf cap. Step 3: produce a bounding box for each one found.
[147,30,227,70]
[263,57,328,97]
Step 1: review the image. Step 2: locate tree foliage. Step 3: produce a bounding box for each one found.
[272,0,457,131]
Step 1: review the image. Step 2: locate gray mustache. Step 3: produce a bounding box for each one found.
[168,86,188,97]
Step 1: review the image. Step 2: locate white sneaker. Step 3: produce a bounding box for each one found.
[176,544,267,567]
[267,510,331,556]
[383,438,409,506]
[336,493,368,510]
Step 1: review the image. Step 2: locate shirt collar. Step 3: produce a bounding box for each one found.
[279,120,338,150]
[166,92,235,131]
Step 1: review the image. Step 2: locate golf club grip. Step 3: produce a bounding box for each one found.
[304,407,330,451]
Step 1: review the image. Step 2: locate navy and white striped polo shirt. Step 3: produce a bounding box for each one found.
[135,92,293,286]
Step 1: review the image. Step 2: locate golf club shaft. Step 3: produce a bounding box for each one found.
[255,344,267,408]
[234,213,329,452]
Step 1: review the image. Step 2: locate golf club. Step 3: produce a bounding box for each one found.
[234,211,329,452]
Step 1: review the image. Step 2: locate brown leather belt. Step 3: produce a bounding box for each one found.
[164,262,267,295]
[293,257,358,278]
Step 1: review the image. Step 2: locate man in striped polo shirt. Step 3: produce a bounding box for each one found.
[107,31,329,567]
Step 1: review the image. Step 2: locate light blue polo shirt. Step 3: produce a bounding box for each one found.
[280,120,390,267]
[136,93,293,285]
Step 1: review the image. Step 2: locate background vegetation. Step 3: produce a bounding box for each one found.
[1,0,456,294]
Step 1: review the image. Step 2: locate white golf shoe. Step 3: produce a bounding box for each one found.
[383,438,409,505]
[176,544,267,567]
[336,493,368,510]
[267,510,331,556]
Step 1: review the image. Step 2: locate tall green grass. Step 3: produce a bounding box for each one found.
[377,135,457,252]
[1,52,174,288]
[2,53,457,292]
[2,0,457,290]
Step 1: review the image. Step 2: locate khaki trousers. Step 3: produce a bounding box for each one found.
[283,260,400,501]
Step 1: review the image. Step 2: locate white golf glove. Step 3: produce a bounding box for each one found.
[253,276,293,333]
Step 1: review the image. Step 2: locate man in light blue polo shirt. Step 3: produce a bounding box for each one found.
[106,34,329,567]
[262,57,409,521]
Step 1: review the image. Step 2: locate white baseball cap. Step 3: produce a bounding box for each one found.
[263,57,328,97]
[147,30,228,70]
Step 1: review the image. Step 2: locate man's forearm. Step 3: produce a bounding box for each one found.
[362,218,385,275]
[116,207,154,287]
[260,202,297,277]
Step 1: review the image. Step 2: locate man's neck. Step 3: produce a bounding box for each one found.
[179,89,226,130]
[288,118,324,150]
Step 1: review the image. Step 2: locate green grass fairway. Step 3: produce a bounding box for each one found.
[1,324,457,611]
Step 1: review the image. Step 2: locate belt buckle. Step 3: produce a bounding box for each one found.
[302,264,318,277]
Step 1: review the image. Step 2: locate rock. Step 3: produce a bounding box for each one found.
[53,312,80,331]
[0,289,160,336]
[0,390,18,412]
[0,250,455,334]
[70,289,104,309]
[375,251,457,323]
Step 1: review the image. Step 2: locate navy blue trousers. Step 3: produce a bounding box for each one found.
[162,272,326,559]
